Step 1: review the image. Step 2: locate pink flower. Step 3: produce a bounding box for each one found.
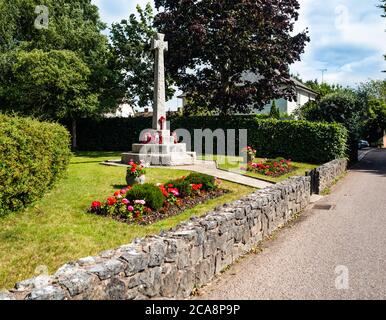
[120,188,127,195]
[134,200,146,205]
[122,198,129,205]
[169,188,179,196]
[127,205,134,212]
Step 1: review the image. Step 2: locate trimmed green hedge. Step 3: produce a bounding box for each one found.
[0,115,71,216]
[247,119,348,164]
[71,115,347,164]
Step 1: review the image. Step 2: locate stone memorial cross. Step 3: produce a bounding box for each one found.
[151,33,168,131]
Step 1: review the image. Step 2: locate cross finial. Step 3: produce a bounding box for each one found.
[151,33,168,52]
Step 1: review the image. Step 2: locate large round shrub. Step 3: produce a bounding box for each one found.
[0,115,71,216]
[125,184,165,211]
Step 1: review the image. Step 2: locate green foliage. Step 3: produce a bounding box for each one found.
[363,98,386,142]
[247,119,348,164]
[109,3,175,109]
[165,177,193,197]
[304,80,344,98]
[356,80,386,142]
[73,117,152,150]
[0,0,107,55]
[125,183,165,211]
[71,115,348,164]
[269,101,280,119]
[296,90,365,162]
[0,0,119,131]
[185,173,217,191]
[1,49,98,120]
[0,114,71,216]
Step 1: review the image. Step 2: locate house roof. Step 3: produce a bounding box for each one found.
[290,77,318,96]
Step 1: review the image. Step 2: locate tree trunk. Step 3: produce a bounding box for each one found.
[72,119,77,150]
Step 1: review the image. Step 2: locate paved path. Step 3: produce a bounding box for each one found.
[196,149,386,300]
[104,159,273,189]
[154,160,273,189]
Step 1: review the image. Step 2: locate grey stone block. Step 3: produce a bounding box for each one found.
[58,270,96,297]
[87,259,126,280]
[26,286,67,300]
[15,275,52,291]
[120,251,149,275]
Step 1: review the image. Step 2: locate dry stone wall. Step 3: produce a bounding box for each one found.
[315,159,347,194]
[1,158,348,301]
[1,176,311,300]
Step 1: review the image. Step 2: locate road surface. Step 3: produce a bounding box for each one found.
[197,149,386,300]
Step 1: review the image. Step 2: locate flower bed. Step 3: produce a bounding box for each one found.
[244,158,296,178]
[89,172,226,225]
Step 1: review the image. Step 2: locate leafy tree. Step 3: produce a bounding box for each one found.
[1,49,98,119]
[154,0,310,115]
[304,80,344,98]
[0,0,120,148]
[357,80,386,143]
[110,3,175,110]
[298,90,366,162]
[269,101,280,119]
[365,99,386,142]
[357,80,386,102]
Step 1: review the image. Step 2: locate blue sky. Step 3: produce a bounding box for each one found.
[93,0,386,107]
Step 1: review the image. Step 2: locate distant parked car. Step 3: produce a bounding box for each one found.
[358,140,370,149]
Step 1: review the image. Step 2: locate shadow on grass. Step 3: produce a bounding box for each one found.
[112,184,128,190]
[74,151,124,158]
[70,160,106,165]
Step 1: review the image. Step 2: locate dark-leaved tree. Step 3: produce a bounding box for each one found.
[154,0,310,115]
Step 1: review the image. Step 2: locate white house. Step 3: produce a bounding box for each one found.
[104,101,136,118]
[178,77,318,116]
[254,78,318,115]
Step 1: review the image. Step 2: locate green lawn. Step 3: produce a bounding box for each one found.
[199,154,319,183]
[0,152,254,290]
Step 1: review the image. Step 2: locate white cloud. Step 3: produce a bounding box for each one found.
[93,0,152,25]
[292,0,386,86]
[94,0,386,94]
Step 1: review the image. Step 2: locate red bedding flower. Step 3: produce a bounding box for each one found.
[192,184,203,191]
[91,201,101,209]
[107,197,117,206]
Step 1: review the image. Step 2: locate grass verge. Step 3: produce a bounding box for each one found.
[0,151,254,289]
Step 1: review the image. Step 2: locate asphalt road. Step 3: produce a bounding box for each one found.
[197,149,386,300]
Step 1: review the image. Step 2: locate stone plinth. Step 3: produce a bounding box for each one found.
[122,142,196,166]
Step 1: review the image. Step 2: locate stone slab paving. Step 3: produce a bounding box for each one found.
[103,159,273,189]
